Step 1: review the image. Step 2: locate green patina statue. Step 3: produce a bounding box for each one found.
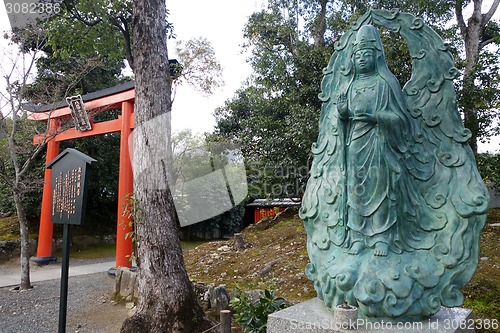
[300,9,489,322]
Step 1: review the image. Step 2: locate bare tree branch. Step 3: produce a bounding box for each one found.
[483,0,500,26]
[480,38,497,48]
[455,0,467,37]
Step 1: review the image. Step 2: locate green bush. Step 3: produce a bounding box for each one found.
[476,153,500,190]
[230,286,288,333]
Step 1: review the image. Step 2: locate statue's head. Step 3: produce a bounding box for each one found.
[352,25,385,75]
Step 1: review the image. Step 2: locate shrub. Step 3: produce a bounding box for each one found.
[230,286,288,333]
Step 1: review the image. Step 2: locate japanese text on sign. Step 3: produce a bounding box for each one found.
[52,167,82,219]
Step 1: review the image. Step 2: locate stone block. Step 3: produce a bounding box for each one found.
[119,267,137,300]
[192,282,211,310]
[132,272,139,300]
[267,298,475,333]
[210,285,229,311]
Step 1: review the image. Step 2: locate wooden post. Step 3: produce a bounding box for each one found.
[232,233,248,251]
[220,310,231,333]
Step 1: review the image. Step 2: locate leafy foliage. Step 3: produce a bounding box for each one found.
[0,180,14,215]
[174,37,224,96]
[121,192,141,263]
[455,0,500,152]
[230,285,288,333]
[26,53,125,103]
[457,49,500,147]
[213,1,330,198]
[214,0,499,197]
[45,0,134,64]
[476,153,500,190]
[10,19,127,102]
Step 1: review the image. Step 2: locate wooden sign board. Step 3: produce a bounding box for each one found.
[46,148,96,333]
[47,148,96,225]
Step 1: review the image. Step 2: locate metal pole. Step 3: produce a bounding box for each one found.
[58,223,71,333]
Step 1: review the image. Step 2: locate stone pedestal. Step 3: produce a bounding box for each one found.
[267,298,475,333]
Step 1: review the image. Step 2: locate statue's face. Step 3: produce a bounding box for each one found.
[354,49,375,74]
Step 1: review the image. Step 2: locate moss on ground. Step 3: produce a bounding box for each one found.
[54,243,116,259]
[0,216,20,241]
[185,209,316,303]
[52,240,204,260]
[462,209,500,332]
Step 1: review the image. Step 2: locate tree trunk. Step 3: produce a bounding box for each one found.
[460,9,482,154]
[462,73,479,153]
[121,1,210,332]
[313,0,328,47]
[455,0,500,153]
[13,186,31,290]
[232,232,249,251]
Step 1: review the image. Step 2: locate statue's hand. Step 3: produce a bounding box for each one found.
[337,93,349,120]
[376,110,396,124]
[352,113,376,124]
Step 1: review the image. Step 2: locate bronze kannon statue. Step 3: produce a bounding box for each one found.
[300,10,489,321]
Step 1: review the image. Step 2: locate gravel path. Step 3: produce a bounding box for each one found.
[0,271,129,333]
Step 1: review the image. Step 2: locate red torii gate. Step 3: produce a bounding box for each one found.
[28,81,135,268]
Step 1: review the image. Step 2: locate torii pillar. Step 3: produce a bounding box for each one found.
[29,82,135,268]
[34,119,60,263]
[116,101,134,267]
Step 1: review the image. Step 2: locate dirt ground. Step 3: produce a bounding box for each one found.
[0,258,129,333]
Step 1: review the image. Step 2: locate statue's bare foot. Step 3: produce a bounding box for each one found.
[374,242,389,256]
[348,242,365,255]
